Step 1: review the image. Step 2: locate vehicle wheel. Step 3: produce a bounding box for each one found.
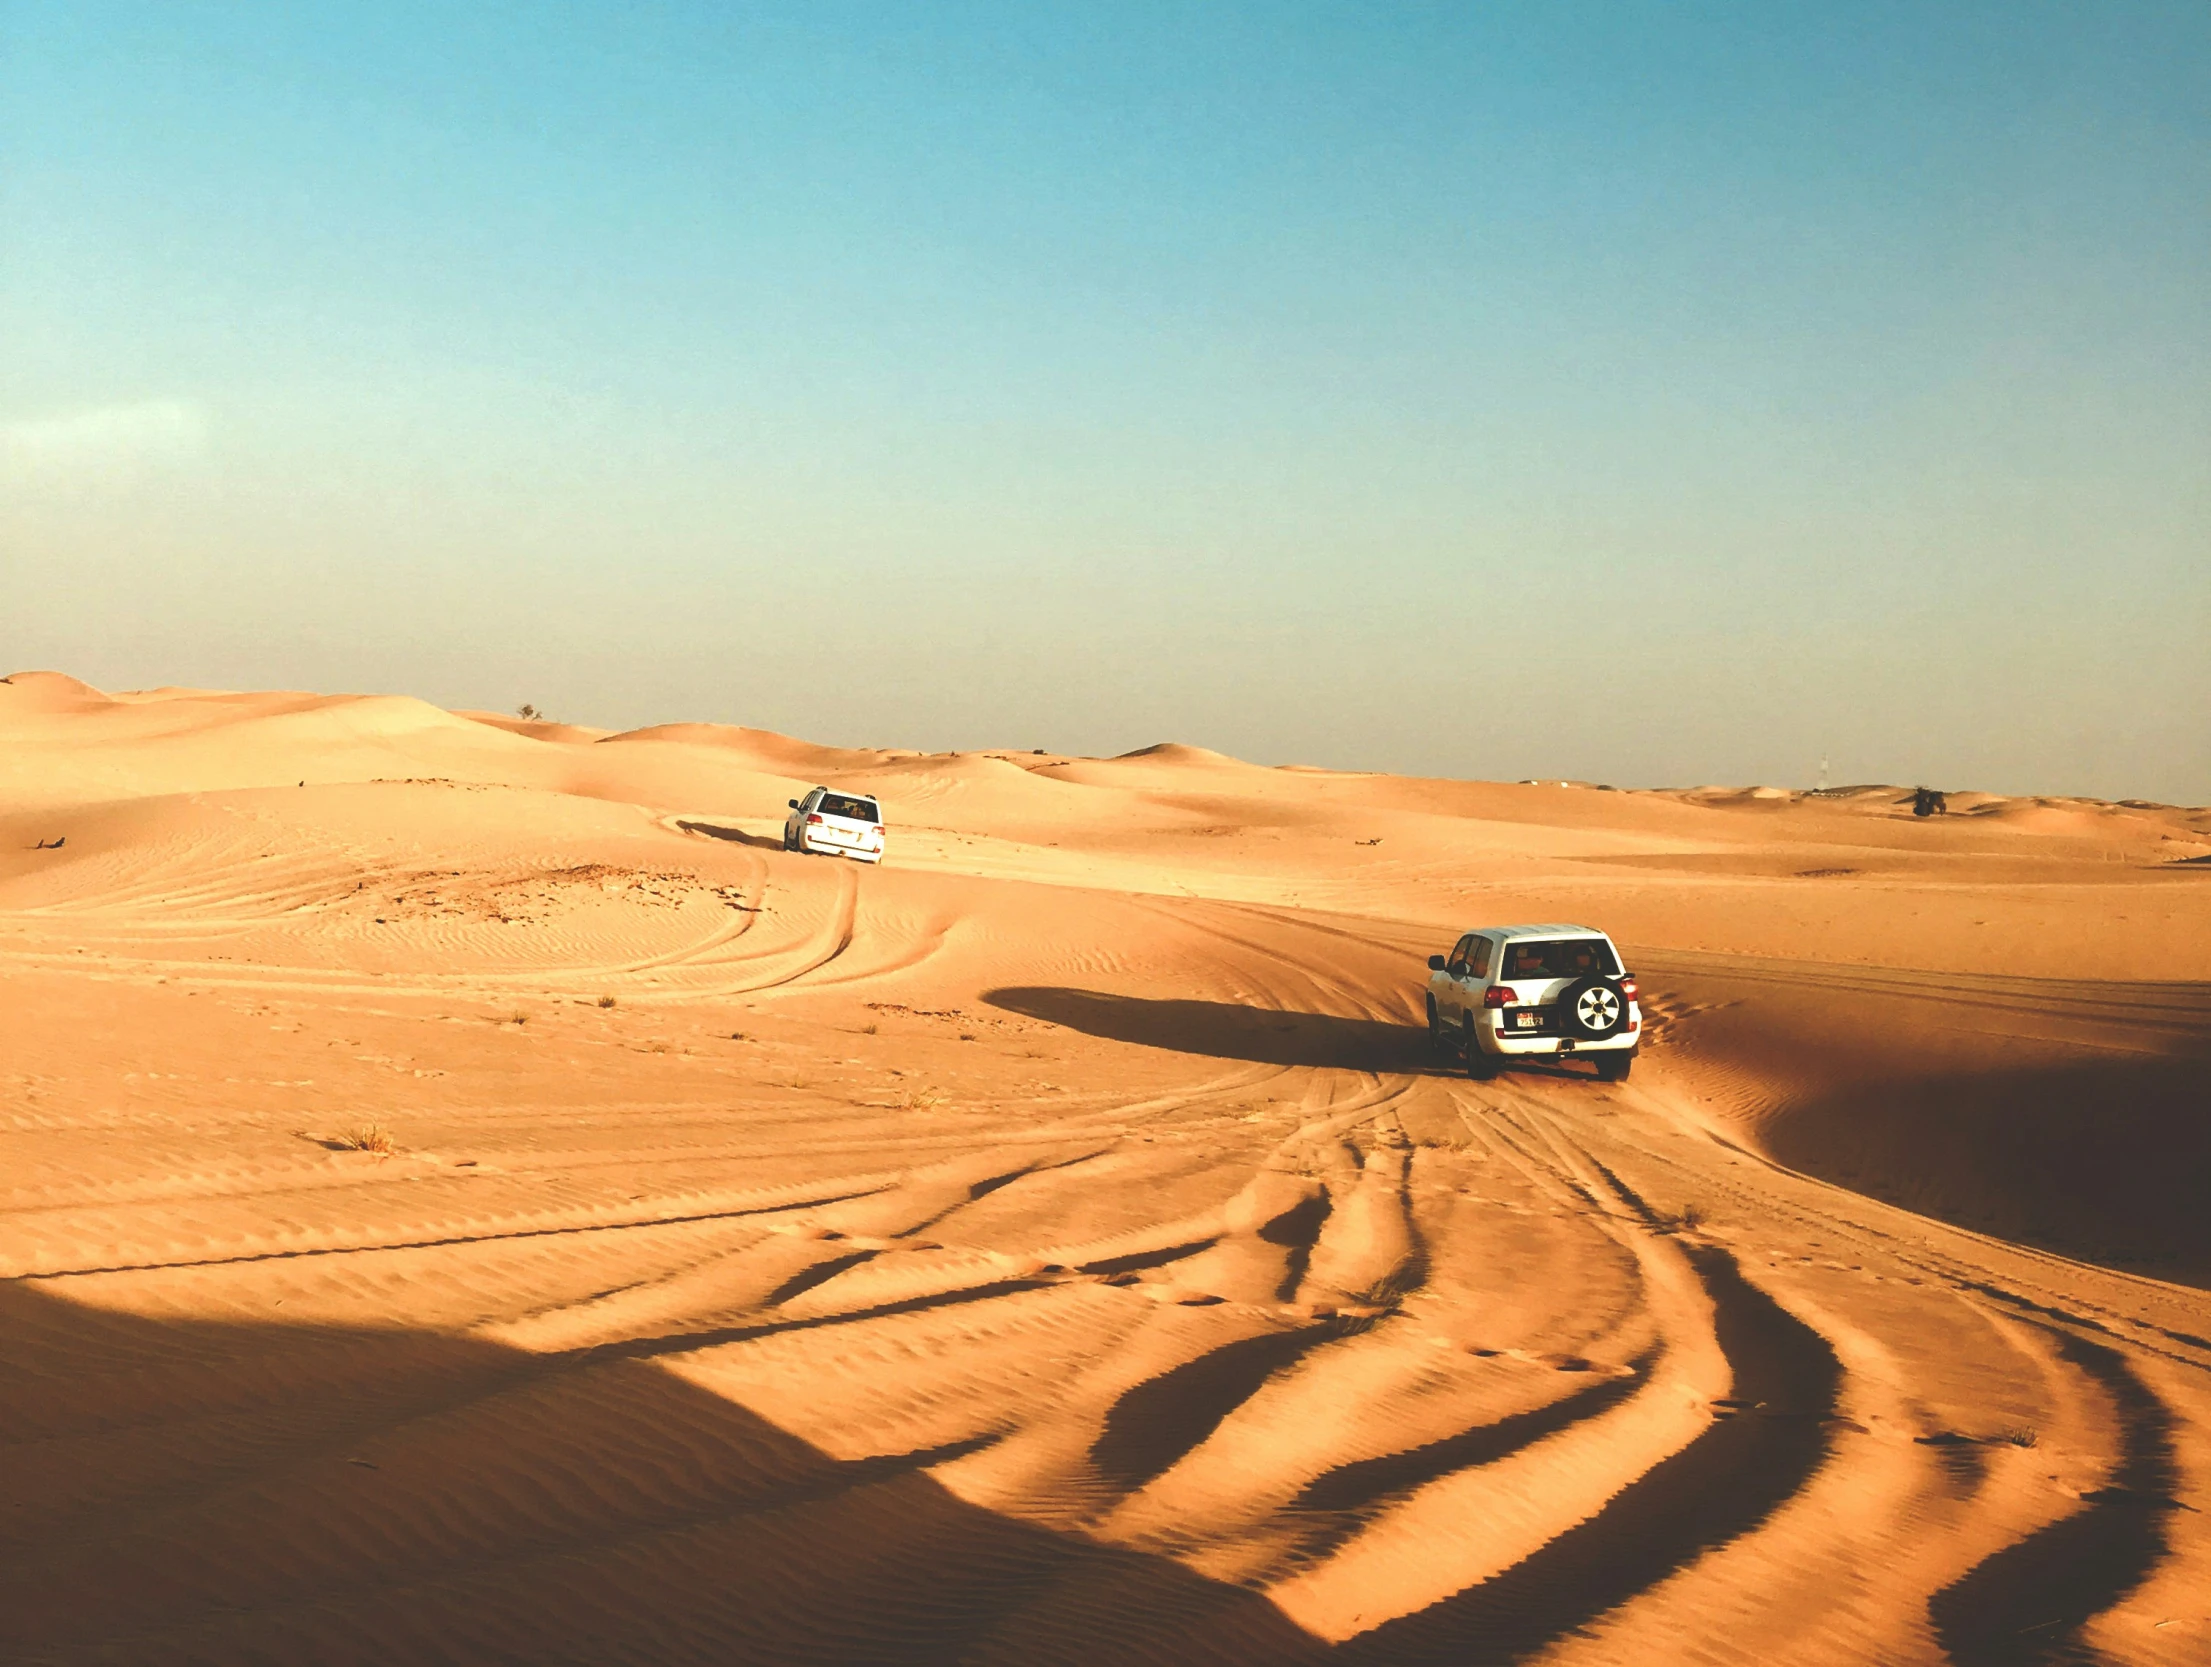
[1464,1015,1498,1079]
[1595,1052,1632,1083]
[1425,995,1450,1055]
[1558,976,1628,1042]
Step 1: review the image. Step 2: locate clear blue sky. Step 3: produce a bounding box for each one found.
[5,2,2206,799]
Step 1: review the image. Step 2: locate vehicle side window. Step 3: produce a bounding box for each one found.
[1467,936,1492,978]
[1447,935,1475,975]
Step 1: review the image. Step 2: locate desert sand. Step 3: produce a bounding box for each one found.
[3,668,2208,1665]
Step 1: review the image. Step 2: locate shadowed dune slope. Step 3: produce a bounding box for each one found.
[0,1285,1323,1667]
[1645,955,2211,1287]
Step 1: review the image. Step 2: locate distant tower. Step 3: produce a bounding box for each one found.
[1816,754,1829,793]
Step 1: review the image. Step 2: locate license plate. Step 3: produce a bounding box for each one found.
[1515,1013,1538,1029]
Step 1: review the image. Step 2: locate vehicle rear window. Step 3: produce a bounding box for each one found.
[1501,939,1619,979]
[818,794,880,822]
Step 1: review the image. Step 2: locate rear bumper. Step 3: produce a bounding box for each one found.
[798,832,882,862]
[1478,1017,1639,1056]
[1488,1034,1637,1056]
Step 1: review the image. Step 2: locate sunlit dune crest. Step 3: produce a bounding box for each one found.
[4,672,2209,1664]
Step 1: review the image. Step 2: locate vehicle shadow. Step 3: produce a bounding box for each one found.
[986,986,1445,1075]
[675,817,783,851]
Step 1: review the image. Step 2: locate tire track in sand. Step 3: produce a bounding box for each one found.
[1329,1241,1840,1664]
[1930,1328,2184,1666]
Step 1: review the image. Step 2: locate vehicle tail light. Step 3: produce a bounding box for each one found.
[1619,978,1638,1001]
[870,826,884,835]
[806,814,824,825]
[1482,986,1518,1008]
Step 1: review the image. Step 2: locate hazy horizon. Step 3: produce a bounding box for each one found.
[6,4,2206,802]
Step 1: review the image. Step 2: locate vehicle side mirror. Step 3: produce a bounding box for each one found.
[1427,955,1446,971]
[788,799,799,809]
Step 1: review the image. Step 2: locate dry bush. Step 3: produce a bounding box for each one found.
[334,1125,396,1156]
[1996,1426,2039,1449]
[597,995,617,1009]
[900,1085,947,1112]
[1408,1122,1476,1151]
[861,1021,878,1035]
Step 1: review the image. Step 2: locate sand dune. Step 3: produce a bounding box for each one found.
[4,671,2208,1663]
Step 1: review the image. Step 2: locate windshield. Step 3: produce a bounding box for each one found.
[817,794,880,823]
[1501,939,1619,980]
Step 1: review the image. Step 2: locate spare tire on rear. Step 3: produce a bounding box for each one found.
[1558,976,1627,1040]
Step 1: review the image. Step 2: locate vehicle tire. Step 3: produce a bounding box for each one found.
[1464,1015,1498,1079]
[1595,1051,1632,1083]
[1558,976,1628,1042]
[1426,995,1450,1056]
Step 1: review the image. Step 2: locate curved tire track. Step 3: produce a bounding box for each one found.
[1337,1245,1840,1665]
[1930,1328,2182,1666]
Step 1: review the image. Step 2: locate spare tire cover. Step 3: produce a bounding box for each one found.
[1558,975,1626,1038]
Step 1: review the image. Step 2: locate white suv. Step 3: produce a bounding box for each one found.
[783,787,886,864]
[1425,923,1641,1081]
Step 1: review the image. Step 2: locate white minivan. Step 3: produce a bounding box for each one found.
[783,787,886,864]
[1425,923,1641,1081]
